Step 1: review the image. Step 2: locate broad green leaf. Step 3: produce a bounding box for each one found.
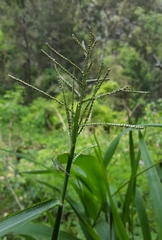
[71,152,129,239]
[72,154,108,213]
[12,223,52,239]
[0,199,60,237]
[13,223,81,240]
[139,131,162,238]
[55,153,69,164]
[72,136,107,220]
[135,188,152,240]
[94,134,127,239]
[71,180,100,220]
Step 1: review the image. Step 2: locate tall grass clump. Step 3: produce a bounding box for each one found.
[1,24,162,240]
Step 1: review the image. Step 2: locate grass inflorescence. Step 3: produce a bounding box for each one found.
[8,23,148,240]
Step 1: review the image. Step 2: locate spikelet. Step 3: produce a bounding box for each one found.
[8,24,148,143]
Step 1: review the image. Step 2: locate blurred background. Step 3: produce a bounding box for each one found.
[0,1,162,238]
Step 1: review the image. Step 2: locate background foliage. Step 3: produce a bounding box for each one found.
[0,0,162,239]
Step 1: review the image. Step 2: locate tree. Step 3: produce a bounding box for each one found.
[0,0,83,100]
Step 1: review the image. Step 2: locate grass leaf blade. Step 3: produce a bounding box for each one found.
[139,131,162,238]
[0,199,60,237]
[135,188,152,240]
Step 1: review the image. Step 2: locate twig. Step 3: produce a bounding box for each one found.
[153,54,162,71]
[5,176,23,210]
[123,101,140,121]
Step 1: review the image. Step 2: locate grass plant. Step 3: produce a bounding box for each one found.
[0,24,162,240]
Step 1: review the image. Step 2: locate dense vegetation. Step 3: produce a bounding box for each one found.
[1,0,162,107]
[0,1,162,240]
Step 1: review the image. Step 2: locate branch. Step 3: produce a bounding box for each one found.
[153,54,162,71]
